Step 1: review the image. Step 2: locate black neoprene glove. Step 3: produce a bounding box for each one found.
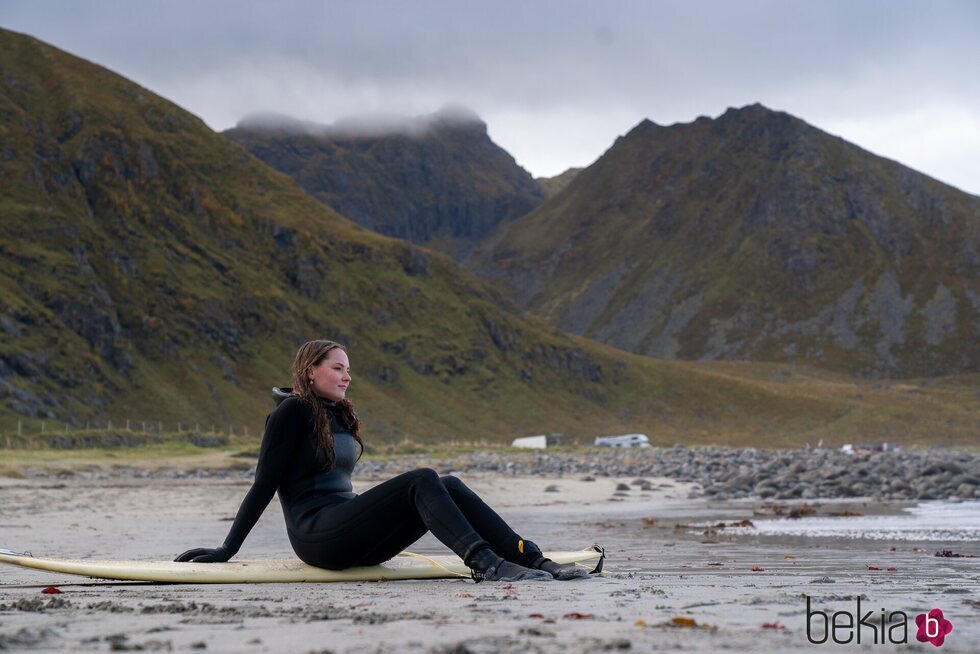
[174,545,231,563]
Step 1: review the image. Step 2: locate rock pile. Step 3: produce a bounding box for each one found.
[16,446,979,502]
[358,446,980,501]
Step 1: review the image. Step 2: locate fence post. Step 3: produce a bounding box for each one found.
[18,421,22,436]
[41,421,45,433]
[177,423,182,433]
[126,419,130,431]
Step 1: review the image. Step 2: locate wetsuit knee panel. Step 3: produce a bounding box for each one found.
[411,467,441,485]
[441,474,473,497]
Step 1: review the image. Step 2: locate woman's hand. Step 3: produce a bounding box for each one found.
[174,546,231,563]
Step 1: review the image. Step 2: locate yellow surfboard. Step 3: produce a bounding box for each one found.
[0,546,603,583]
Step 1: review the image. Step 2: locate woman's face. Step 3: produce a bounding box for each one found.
[309,348,351,402]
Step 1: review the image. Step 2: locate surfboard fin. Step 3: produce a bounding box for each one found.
[588,544,605,574]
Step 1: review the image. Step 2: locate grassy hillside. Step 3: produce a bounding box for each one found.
[0,29,976,448]
[536,167,583,198]
[472,105,980,378]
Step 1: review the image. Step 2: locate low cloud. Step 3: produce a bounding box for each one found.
[236,104,484,139]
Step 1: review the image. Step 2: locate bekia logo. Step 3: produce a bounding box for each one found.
[806,596,954,647]
[915,609,953,647]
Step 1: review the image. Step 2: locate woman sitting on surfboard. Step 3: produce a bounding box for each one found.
[176,339,587,582]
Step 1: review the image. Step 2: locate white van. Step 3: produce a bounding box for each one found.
[510,434,565,449]
[594,434,650,448]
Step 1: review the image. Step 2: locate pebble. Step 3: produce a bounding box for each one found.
[0,627,59,648]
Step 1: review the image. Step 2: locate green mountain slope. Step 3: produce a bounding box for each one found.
[0,30,975,447]
[537,167,583,199]
[472,105,980,378]
[224,107,544,259]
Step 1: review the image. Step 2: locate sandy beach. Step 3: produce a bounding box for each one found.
[1,468,978,653]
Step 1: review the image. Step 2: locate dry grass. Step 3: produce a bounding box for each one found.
[0,464,25,478]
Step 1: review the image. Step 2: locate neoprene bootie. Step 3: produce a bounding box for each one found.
[517,539,591,580]
[466,546,552,583]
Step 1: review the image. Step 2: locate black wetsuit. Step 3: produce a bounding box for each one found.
[220,395,528,569]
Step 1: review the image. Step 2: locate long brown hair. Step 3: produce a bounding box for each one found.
[291,340,362,467]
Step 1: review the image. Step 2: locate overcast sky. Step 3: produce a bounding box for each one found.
[3,0,979,194]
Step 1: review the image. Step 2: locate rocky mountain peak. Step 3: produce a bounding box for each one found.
[475,103,979,377]
[712,103,816,142]
[225,104,540,255]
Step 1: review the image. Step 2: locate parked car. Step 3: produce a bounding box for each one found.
[594,434,650,448]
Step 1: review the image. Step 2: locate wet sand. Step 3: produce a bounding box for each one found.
[1,472,977,652]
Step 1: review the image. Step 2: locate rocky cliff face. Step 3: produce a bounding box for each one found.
[472,104,980,377]
[225,107,544,259]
